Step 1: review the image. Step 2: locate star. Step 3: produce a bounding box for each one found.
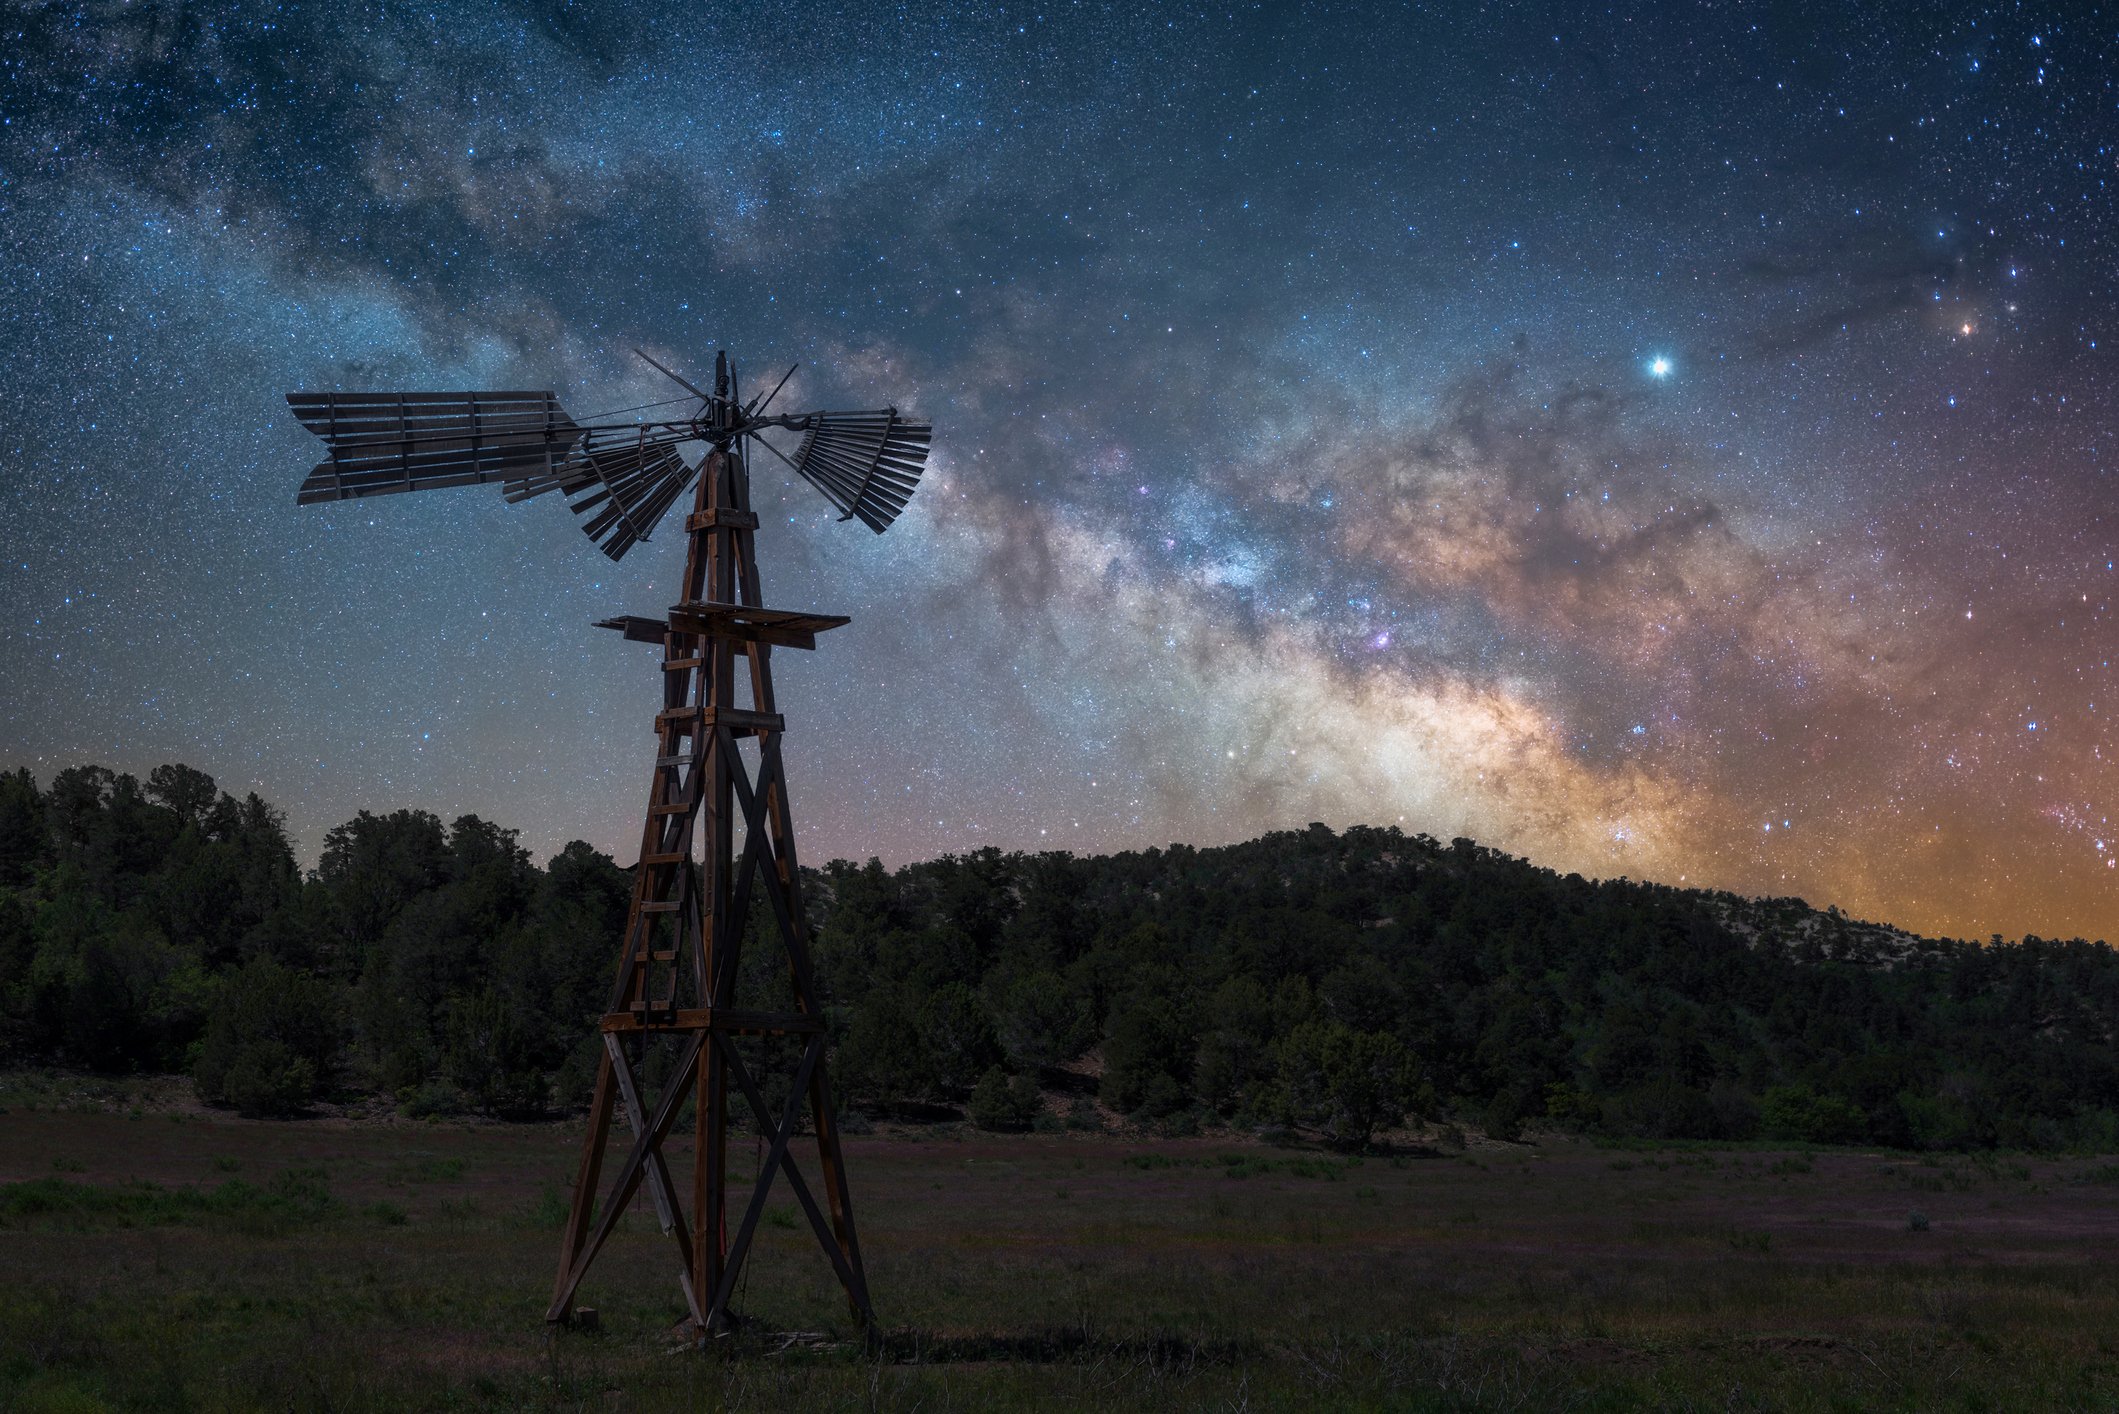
[1,0,2111,944]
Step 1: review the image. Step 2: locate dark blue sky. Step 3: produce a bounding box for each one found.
[4,2,2115,939]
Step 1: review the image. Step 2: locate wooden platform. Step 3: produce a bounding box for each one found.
[594,601,851,651]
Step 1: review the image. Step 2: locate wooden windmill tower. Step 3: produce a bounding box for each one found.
[286,350,930,1338]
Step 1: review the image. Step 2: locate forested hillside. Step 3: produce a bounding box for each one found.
[3,762,2116,1151]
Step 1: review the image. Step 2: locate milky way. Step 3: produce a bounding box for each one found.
[3,3,2114,940]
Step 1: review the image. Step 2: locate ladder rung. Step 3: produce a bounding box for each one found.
[641,852,688,866]
[654,753,699,768]
[655,706,784,736]
[650,802,693,817]
[638,901,682,914]
[662,658,704,672]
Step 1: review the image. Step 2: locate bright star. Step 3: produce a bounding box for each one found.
[1649,356,1672,378]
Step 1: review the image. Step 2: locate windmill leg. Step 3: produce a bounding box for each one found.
[550,1049,617,1324]
[693,1027,727,1334]
[549,1035,704,1322]
[602,1035,701,1325]
[808,1061,874,1322]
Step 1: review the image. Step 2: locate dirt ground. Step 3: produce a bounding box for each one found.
[6,1077,2119,1410]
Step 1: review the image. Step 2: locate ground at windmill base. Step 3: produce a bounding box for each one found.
[4,1077,2119,1411]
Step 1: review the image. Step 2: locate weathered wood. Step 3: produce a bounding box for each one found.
[667,600,851,642]
[550,1046,617,1323]
[595,615,678,645]
[547,357,875,1339]
[602,1033,703,1328]
[685,508,760,531]
[598,1007,825,1035]
[288,352,919,1340]
[652,705,785,735]
[547,1033,704,1322]
[704,1035,822,1321]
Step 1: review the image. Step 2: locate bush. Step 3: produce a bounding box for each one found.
[968,1066,1042,1131]
[1274,1021,1418,1150]
[1761,1084,1867,1145]
[192,957,334,1116]
[215,1041,317,1119]
[441,987,547,1117]
[399,1079,469,1120]
[1482,1089,1525,1143]
[1100,994,1193,1115]
[1602,1082,1722,1140]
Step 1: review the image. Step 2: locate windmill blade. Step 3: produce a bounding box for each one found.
[565,439,699,561]
[286,391,583,503]
[784,408,931,533]
[503,427,693,504]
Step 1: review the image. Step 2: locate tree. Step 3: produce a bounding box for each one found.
[1191,976,1275,1115]
[991,967,1092,1067]
[0,768,45,887]
[1274,1021,1418,1150]
[442,986,548,1116]
[192,956,336,1116]
[830,978,913,1104]
[316,809,450,953]
[917,982,1000,1094]
[969,1066,1043,1131]
[145,764,218,825]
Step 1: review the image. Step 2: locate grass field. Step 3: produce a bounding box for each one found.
[5,1076,2119,1410]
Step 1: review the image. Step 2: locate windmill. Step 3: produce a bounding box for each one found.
[286,350,930,1338]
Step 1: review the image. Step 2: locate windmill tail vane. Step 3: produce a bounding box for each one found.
[285,353,931,556]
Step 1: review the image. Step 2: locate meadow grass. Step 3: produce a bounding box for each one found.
[4,1104,2119,1409]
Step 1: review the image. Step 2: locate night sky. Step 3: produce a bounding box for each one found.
[4,3,2115,942]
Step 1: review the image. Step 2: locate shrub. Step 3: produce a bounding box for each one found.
[1761,1084,1867,1145]
[1543,1080,1598,1129]
[399,1079,469,1120]
[968,1066,1042,1131]
[441,987,547,1117]
[216,1041,317,1119]
[517,1183,571,1230]
[192,957,334,1116]
[1482,1089,1526,1143]
[1100,994,1193,1115]
[1273,1021,1417,1150]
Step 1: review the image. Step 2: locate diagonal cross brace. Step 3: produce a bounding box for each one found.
[718,1039,872,1317]
[547,1032,705,1322]
[714,726,789,1005]
[719,731,823,1011]
[603,1034,703,1326]
[703,1033,823,1325]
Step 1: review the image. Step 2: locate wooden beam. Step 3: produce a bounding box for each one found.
[599,1007,825,1036]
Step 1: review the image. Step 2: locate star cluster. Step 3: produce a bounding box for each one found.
[2,2,2113,940]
